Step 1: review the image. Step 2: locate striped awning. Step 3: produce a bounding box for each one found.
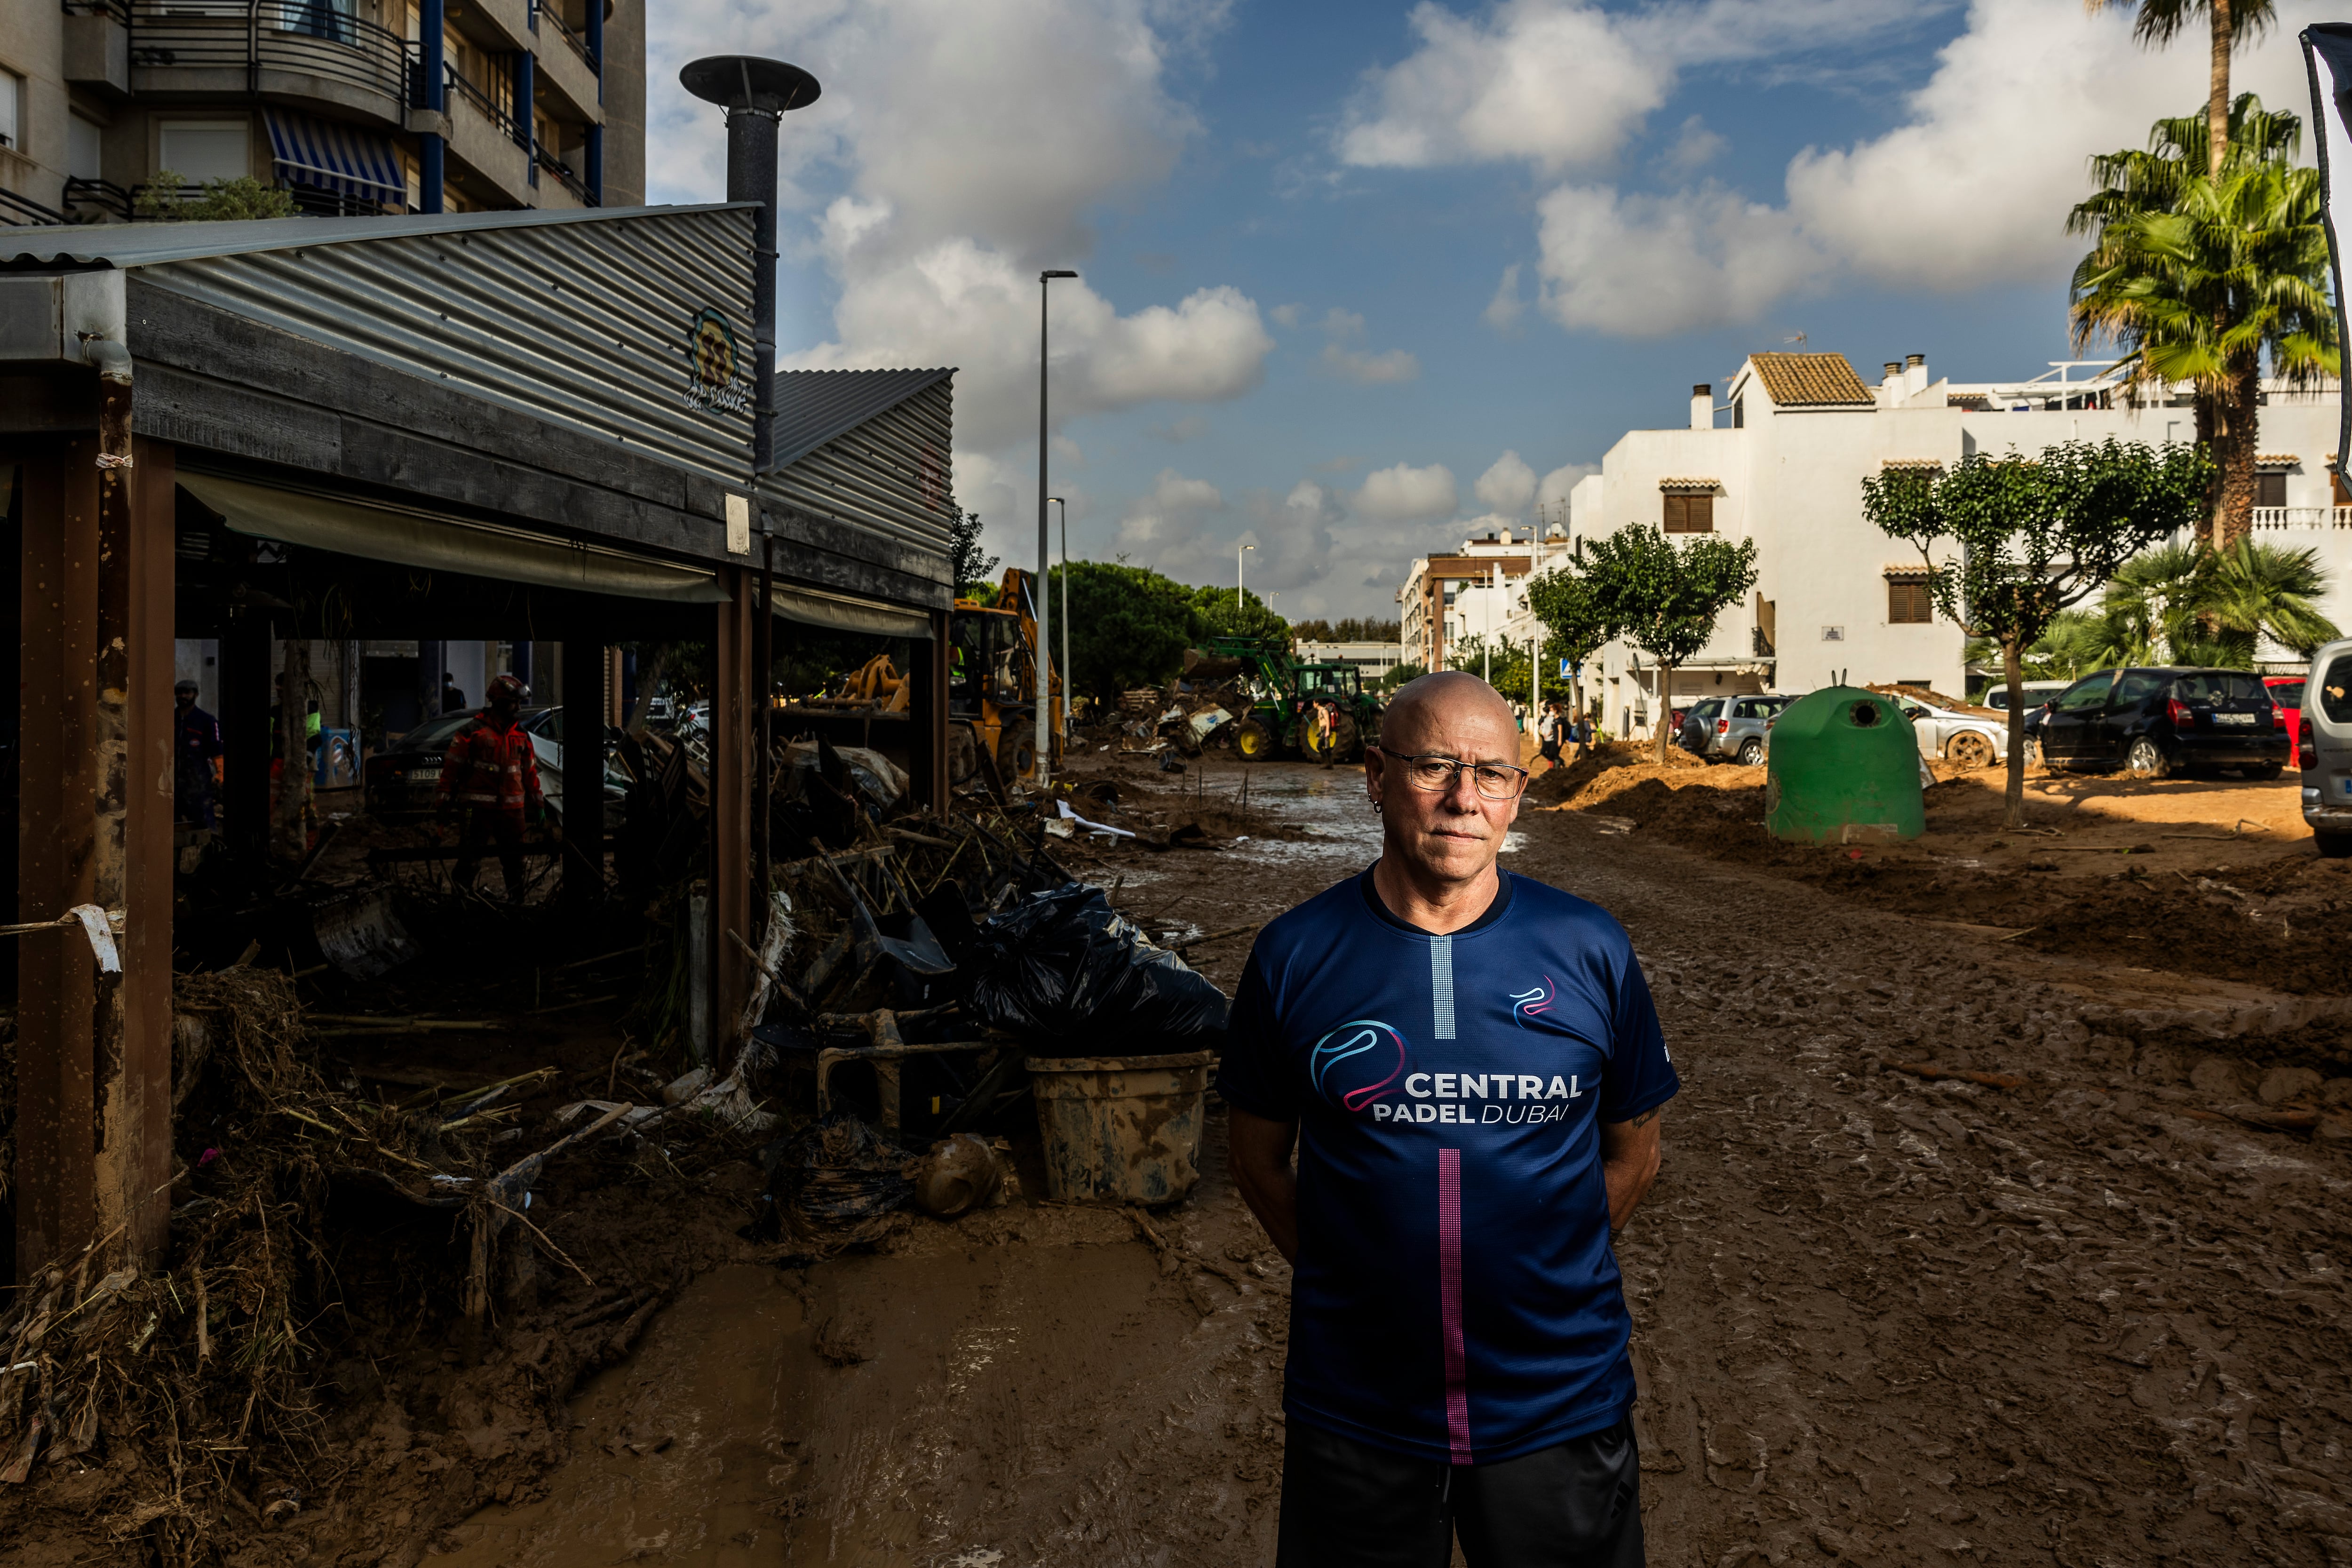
[263,108,402,203]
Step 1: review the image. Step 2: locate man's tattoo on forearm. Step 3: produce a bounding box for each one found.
[1625,1107,1661,1130]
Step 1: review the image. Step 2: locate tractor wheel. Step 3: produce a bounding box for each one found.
[1947,731,1994,770]
[1299,711,1357,764]
[1232,718,1276,761]
[997,727,1036,780]
[947,722,979,785]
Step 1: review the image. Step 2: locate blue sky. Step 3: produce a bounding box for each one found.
[646,0,2332,620]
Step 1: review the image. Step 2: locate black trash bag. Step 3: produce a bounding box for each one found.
[747,1113,915,1255]
[965,884,1230,1050]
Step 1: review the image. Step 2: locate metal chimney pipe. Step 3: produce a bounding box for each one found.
[679,56,822,477]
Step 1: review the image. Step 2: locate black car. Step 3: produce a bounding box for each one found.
[2034,667,2290,779]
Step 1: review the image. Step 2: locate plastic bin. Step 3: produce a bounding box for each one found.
[1764,685,1924,844]
[1025,1051,1215,1204]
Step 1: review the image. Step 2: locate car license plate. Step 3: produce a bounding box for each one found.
[2213,712,2256,725]
[2341,777,2352,800]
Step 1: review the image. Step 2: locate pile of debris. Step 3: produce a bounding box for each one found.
[1116,650,1261,760]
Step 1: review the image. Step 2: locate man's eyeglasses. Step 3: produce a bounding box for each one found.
[1374,748,1529,801]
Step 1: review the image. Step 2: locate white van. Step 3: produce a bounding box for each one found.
[2302,638,2352,857]
[1981,680,2070,717]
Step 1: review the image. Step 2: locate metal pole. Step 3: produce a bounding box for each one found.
[1036,276,1050,793]
[1238,543,1253,615]
[725,104,781,476]
[1053,497,1069,741]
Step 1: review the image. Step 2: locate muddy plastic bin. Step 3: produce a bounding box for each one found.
[1025,1051,1215,1204]
[1764,685,1924,844]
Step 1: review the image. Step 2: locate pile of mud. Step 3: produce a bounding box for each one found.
[1539,757,2352,995]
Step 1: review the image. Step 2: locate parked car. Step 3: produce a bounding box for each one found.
[364,705,563,817]
[1889,694,2018,769]
[2301,639,2352,857]
[2266,674,2308,753]
[1982,680,2070,719]
[2034,667,2291,779]
[1689,692,1793,765]
[1674,698,1727,756]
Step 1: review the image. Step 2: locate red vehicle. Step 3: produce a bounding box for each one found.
[2267,675,2308,752]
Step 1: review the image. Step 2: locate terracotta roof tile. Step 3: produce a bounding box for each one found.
[1747,352,1875,407]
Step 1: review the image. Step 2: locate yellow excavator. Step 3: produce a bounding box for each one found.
[949,566,1062,785]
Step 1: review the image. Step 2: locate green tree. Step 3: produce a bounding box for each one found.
[135,171,299,221]
[1042,560,1203,705]
[1185,584,1287,644]
[2203,535,2341,655]
[1577,525,1757,763]
[1526,548,1620,722]
[2083,0,2274,179]
[2068,95,2336,548]
[1864,438,2211,827]
[949,509,998,598]
[1379,661,1424,694]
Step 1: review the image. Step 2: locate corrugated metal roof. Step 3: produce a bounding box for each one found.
[0,204,747,270]
[771,367,954,470]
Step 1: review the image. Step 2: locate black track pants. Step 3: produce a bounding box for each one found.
[1274,1416,1644,1568]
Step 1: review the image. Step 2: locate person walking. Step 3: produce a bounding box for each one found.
[440,670,467,715]
[1221,670,1675,1567]
[174,678,223,828]
[1536,701,1563,771]
[435,674,543,900]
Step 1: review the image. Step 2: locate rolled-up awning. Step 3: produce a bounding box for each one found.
[768,582,934,639]
[181,472,731,603]
[263,107,403,203]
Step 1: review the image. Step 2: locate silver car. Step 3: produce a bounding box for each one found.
[1698,693,1793,765]
[1891,694,2025,769]
[2303,637,2352,857]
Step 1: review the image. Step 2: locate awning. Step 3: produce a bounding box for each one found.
[181,472,731,603]
[768,582,934,639]
[263,108,403,203]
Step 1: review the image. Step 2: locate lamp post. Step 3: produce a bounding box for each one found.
[1049,495,1069,740]
[1037,268,1077,790]
[1237,542,1254,620]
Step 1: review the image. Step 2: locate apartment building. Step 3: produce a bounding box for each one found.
[0,0,644,225]
[1566,351,2347,738]
[1398,525,1573,672]
[1294,639,1408,680]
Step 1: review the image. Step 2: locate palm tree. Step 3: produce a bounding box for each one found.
[2205,536,2340,654]
[2084,0,2275,177]
[2086,537,2340,667]
[2068,95,2338,549]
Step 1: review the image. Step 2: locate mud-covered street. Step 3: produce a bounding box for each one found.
[415,757,2352,1567]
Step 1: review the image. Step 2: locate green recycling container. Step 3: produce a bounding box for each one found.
[1764,686,1924,844]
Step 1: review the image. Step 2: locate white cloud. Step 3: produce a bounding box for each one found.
[1336,0,1937,174]
[1315,308,1421,385]
[1474,451,1537,515]
[1351,462,1460,524]
[1538,462,1597,508]
[1661,114,1724,175]
[652,1,1272,473]
[1482,264,1525,332]
[1513,0,2332,335]
[1269,302,1303,328]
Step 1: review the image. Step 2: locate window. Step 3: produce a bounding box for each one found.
[1663,492,1713,533]
[1732,396,1744,430]
[68,113,102,182]
[159,120,250,183]
[2053,673,2114,712]
[2172,671,2268,704]
[2320,655,2352,723]
[0,70,20,151]
[1886,578,1932,623]
[2110,670,2166,708]
[2256,471,2288,509]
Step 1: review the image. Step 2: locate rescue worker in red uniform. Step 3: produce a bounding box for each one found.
[436,674,544,899]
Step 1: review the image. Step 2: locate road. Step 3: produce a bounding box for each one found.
[439,759,2352,1567]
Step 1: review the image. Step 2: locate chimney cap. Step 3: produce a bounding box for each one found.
[1883,362,1901,376]
[680,55,822,115]
[1905,353,1925,368]
[1692,383,1709,396]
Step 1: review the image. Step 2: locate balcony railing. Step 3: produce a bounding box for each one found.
[2250,506,2352,531]
[0,186,67,227]
[60,0,133,22]
[127,0,415,111]
[63,176,134,220]
[445,63,521,141]
[534,142,594,204]
[535,0,597,74]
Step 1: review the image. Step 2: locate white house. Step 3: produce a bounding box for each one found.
[1567,350,2349,739]
[1295,640,1410,680]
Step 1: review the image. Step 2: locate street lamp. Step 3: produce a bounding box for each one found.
[1049,495,1069,740]
[1238,542,1254,619]
[1037,268,1077,790]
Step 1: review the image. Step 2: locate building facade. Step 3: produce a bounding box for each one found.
[1398,526,1572,673]
[0,0,644,225]
[1294,639,1407,680]
[1568,351,2348,739]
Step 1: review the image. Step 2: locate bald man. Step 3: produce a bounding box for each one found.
[1220,671,1675,1568]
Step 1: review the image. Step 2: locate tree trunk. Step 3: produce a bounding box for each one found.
[2214,351,2262,553]
[2002,637,2028,831]
[2193,387,2220,549]
[274,638,311,865]
[2209,0,2233,180]
[1653,661,1674,764]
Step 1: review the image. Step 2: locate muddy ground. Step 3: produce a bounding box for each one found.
[17,748,2352,1566]
[422,752,2352,1567]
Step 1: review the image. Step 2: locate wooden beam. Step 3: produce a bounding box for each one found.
[117,436,177,1263]
[709,570,753,1059]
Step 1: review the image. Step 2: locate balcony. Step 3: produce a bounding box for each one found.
[2250,506,2352,531]
[127,0,415,126]
[440,64,535,207]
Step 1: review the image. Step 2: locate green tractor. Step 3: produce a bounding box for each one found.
[1197,636,1384,764]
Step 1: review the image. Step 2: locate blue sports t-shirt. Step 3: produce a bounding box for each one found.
[1216,867,1677,1465]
